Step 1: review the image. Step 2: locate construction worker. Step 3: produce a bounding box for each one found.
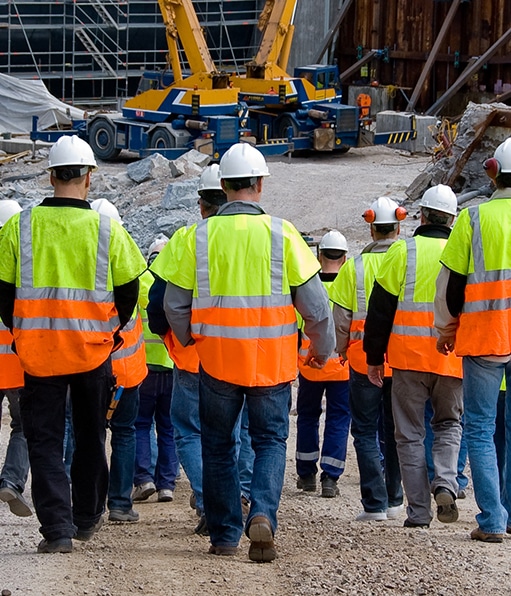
[0,200,32,518]
[295,230,351,498]
[330,197,404,521]
[435,139,511,543]
[160,143,335,562]
[148,164,254,536]
[133,236,179,505]
[0,136,147,553]
[91,198,148,524]
[365,185,463,529]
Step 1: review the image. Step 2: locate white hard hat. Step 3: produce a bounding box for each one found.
[48,135,98,171]
[148,234,168,257]
[0,199,22,227]
[363,197,407,224]
[198,164,222,191]
[319,230,348,252]
[494,137,511,173]
[219,143,270,179]
[419,184,457,216]
[90,198,123,224]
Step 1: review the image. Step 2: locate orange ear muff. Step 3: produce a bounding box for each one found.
[363,209,376,223]
[395,206,407,221]
[483,157,500,180]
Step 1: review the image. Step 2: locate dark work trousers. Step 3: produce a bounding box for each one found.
[20,359,113,541]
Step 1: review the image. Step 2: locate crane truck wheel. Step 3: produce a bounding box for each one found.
[149,128,176,149]
[275,115,299,140]
[88,119,121,160]
[336,145,351,154]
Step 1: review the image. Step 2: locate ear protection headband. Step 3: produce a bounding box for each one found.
[483,157,500,180]
[362,206,407,223]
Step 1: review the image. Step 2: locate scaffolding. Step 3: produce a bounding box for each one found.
[0,0,265,105]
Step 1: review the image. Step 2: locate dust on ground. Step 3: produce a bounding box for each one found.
[1,143,510,596]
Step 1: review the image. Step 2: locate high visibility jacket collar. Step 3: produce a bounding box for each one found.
[413,223,451,239]
[216,200,266,217]
[361,237,397,254]
[40,197,91,209]
[490,188,511,200]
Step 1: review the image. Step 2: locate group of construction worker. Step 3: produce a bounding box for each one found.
[0,134,510,562]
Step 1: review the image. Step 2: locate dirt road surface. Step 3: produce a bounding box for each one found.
[1,144,509,596]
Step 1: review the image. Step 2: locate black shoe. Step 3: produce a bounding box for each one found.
[321,476,339,498]
[194,514,209,536]
[37,537,73,554]
[74,516,104,541]
[0,485,33,517]
[434,487,458,523]
[297,474,316,492]
[403,518,430,529]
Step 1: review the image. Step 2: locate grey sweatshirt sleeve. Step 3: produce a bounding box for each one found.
[333,303,352,355]
[434,265,460,337]
[163,281,195,347]
[292,274,336,360]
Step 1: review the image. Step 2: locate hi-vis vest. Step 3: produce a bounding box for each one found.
[441,200,511,357]
[298,280,348,382]
[379,236,462,377]
[0,321,24,389]
[3,207,146,377]
[111,309,147,387]
[138,269,174,370]
[330,252,392,376]
[172,213,320,387]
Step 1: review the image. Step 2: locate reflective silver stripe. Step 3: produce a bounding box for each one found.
[111,334,144,360]
[16,287,115,303]
[0,344,15,355]
[19,210,33,287]
[0,321,9,332]
[196,219,210,297]
[145,338,164,345]
[271,217,284,294]
[320,456,345,469]
[354,255,366,314]
[463,297,511,313]
[122,314,138,332]
[192,294,292,310]
[296,450,320,461]
[191,322,297,339]
[95,214,111,290]
[350,330,363,340]
[391,325,437,337]
[403,238,416,303]
[12,316,119,332]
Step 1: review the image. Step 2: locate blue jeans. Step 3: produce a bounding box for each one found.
[135,369,178,490]
[0,389,30,494]
[295,374,351,480]
[171,367,254,514]
[108,385,139,511]
[495,390,506,494]
[463,356,511,533]
[199,367,290,547]
[424,398,469,492]
[349,368,403,512]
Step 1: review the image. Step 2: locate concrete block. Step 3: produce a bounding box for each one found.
[376,112,438,154]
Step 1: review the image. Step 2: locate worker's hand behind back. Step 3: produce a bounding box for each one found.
[303,350,327,369]
[436,335,455,356]
[367,364,384,388]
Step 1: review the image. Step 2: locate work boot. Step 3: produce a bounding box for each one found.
[132,481,156,502]
[108,508,139,522]
[208,544,238,556]
[248,515,276,562]
[321,476,339,498]
[470,527,503,543]
[74,516,104,541]
[434,487,458,523]
[0,484,33,517]
[37,537,73,554]
[157,489,174,502]
[296,474,316,492]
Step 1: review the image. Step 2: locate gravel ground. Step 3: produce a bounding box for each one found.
[1,141,510,596]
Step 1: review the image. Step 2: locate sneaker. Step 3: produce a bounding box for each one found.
[194,514,209,536]
[189,492,197,511]
[470,527,503,543]
[208,544,238,556]
[0,485,33,517]
[248,515,276,562]
[434,487,459,523]
[356,510,387,522]
[108,508,139,522]
[457,488,467,499]
[386,504,404,519]
[132,482,156,502]
[403,518,430,529]
[296,474,316,492]
[37,537,73,554]
[157,489,174,502]
[321,476,339,498]
[74,516,104,541]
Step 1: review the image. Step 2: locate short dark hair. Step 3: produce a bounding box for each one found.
[372,222,398,236]
[421,207,452,226]
[222,177,259,191]
[495,172,511,189]
[198,189,227,206]
[320,249,346,260]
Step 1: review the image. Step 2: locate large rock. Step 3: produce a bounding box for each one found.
[126,153,173,183]
[162,177,200,209]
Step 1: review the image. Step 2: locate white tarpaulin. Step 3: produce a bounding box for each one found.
[0,73,85,134]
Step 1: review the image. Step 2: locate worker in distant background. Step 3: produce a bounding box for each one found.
[435,138,511,543]
[148,164,254,536]
[0,136,147,554]
[295,230,351,499]
[161,144,335,562]
[330,197,404,522]
[0,200,32,518]
[91,198,148,524]
[365,185,463,529]
[133,236,179,506]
